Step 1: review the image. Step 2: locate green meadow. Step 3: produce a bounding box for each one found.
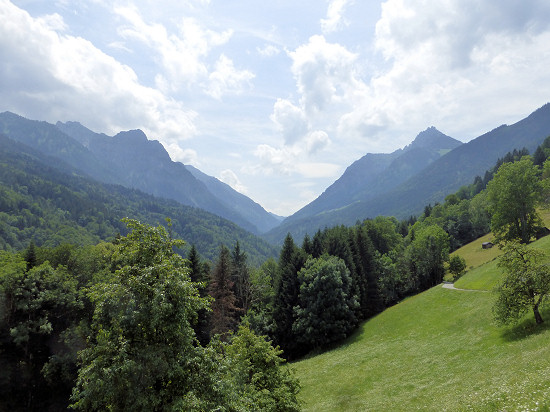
[293,234,550,411]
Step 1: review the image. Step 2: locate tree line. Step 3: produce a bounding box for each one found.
[3,136,550,409]
[0,220,299,411]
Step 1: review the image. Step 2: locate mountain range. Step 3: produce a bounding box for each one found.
[0,112,280,235]
[2,103,550,248]
[265,103,550,243]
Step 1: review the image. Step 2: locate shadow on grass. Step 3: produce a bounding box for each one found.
[501,306,550,342]
[291,319,373,363]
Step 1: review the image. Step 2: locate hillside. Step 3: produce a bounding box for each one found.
[0,133,278,265]
[0,112,278,235]
[294,235,550,411]
[268,127,461,242]
[267,103,550,244]
[185,165,281,233]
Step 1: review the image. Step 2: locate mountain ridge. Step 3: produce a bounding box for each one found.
[0,112,277,235]
[265,103,550,243]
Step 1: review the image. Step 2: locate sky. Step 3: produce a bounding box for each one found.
[2,0,550,216]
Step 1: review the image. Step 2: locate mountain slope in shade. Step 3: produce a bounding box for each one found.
[0,112,279,235]
[56,121,271,234]
[0,132,278,264]
[185,165,281,233]
[265,103,550,244]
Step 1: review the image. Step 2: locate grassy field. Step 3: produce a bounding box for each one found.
[293,234,550,411]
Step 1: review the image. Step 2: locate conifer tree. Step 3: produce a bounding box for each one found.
[24,240,37,271]
[272,234,305,359]
[311,230,323,258]
[188,244,211,345]
[231,241,251,313]
[209,245,239,338]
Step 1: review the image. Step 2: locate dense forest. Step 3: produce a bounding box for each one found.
[2,133,550,410]
[0,134,278,265]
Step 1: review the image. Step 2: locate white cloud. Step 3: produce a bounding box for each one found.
[321,0,352,34]
[0,1,196,144]
[205,54,255,100]
[219,169,248,194]
[296,162,341,179]
[289,35,360,116]
[164,143,199,165]
[270,99,308,144]
[357,0,550,138]
[257,44,280,57]
[306,130,330,154]
[38,12,68,31]
[252,144,297,176]
[114,6,233,92]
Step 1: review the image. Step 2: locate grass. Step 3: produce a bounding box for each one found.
[294,286,550,411]
[293,233,550,411]
[454,234,550,291]
[450,233,501,271]
[450,207,550,273]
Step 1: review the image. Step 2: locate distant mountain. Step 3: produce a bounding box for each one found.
[185,165,281,233]
[0,112,278,235]
[0,132,278,264]
[265,103,550,244]
[266,127,462,242]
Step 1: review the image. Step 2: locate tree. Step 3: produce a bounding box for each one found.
[209,245,239,338]
[71,219,217,411]
[221,322,300,412]
[486,157,544,244]
[493,241,550,325]
[231,241,252,313]
[406,224,450,291]
[448,255,467,281]
[188,244,211,345]
[24,240,37,271]
[293,255,359,352]
[0,254,81,411]
[245,258,277,337]
[272,234,306,359]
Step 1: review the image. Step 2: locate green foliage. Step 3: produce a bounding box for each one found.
[71,219,215,411]
[363,216,403,255]
[493,241,550,325]
[293,255,359,351]
[0,254,82,410]
[0,142,277,264]
[272,234,306,359]
[222,322,301,411]
[487,156,544,244]
[406,223,450,291]
[209,245,239,338]
[448,255,467,281]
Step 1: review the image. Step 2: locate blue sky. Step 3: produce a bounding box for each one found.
[2,0,550,215]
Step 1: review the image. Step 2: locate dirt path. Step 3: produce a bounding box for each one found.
[441,281,489,292]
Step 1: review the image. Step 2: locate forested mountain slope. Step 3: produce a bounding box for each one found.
[0,133,278,264]
[266,103,550,244]
[266,127,462,243]
[185,164,281,233]
[0,112,277,235]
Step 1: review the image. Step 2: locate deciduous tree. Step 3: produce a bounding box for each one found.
[71,219,215,411]
[293,255,359,351]
[486,157,544,244]
[493,241,550,325]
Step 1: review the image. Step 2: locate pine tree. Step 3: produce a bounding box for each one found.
[302,234,313,256]
[24,240,37,272]
[209,246,239,338]
[272,234,305,359]
[231,241,251,313]
[188,244,211,345]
